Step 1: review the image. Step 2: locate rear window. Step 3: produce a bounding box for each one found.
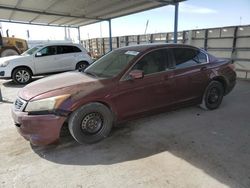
[172,48,207,69]
[194,51,207,63]
[15,41,24,49]
[57,45,82,54]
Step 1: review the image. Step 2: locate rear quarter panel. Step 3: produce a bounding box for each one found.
[209,59,236,94]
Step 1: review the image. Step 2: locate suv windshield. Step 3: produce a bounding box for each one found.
[22,45,43,56]
[84,50,139,78]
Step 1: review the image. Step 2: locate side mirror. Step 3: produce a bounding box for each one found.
[128,70,144,80]
[35,52,42,57]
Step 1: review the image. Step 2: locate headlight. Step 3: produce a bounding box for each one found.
[0,61,10,67]
[25,94,70,112]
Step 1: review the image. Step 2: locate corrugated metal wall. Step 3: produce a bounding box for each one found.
[83,25,250,78]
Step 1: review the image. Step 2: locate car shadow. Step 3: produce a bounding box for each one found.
[0,99,13,104]
[2,80,26,88]
[32,110,250,187]
[2,77,44,88]
[31,81,250,188]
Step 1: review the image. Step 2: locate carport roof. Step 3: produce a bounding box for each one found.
[0,0,185,28]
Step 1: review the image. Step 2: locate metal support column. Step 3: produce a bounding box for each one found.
[204,29,208,50]
[108,19,112,51]
[0,87,2,102]
[231,26,238,63]
[78,27,81,45]
[174,2,179,43]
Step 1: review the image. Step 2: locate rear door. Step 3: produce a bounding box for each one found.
[114,48,175,119]
[170,47,210,103]
[56,45,82,71]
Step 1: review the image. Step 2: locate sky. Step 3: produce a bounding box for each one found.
[0,0,249,42]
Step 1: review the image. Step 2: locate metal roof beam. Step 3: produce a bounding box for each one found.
[0,5,106,22]
[8,0,24,20]
[58,18,79,26]
[48,17,64,25]
[29,0,61,22]
[62,19,88,26]
[0,19,78,28]
[145,0,185,5]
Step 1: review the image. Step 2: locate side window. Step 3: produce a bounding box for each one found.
[15,41,24,49]
[172,48,200,69]
[72,46,82,53]
[56,46,63,54]
[57,45,81,54]
[194,51,208,63]
[133,49,166,75]
[39,46,57,56]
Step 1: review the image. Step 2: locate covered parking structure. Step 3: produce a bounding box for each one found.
[0,0,185,50]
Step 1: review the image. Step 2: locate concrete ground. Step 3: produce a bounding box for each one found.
[0,78,250,188]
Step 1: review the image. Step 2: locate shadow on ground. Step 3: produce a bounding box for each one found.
[29,80,250,188]
[2,77,43,88]
[0,99,13,104]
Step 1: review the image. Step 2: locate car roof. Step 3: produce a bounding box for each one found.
[43,43,81,46]
[33,43,83,48]
[115,43,199,52]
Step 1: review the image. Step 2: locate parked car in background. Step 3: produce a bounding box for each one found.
[0,43,92,84]
[12,44,236,146]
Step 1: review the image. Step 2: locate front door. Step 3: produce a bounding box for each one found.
[34,45,61,74]
[114,48,175,119]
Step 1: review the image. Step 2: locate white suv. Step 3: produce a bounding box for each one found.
[0,43,93,84]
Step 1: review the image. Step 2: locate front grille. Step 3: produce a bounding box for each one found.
[14,97,27,112]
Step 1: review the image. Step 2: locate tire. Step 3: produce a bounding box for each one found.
[68,102,114,144]
[0,48,19,57]
[12,67,32,85]
[200,81,224,110]
[76,61,89,72]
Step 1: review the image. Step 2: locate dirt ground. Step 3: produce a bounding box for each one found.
[0,79,250,188]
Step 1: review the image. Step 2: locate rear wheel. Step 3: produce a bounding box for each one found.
[76,61,89,72]
[12,67,32,84]
[200,81,224,110]
[68,103,113,144]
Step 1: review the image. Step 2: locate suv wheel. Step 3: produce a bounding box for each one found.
[12,67,32,85]
[68,103,114,144]
[76,61,89,72]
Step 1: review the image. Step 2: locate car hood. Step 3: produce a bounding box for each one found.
[18,71,104,101]
[0,55,25,63]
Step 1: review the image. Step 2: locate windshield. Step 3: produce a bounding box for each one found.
[84,50,139,78]
[22,45,43,56]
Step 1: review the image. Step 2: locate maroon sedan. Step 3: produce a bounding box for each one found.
[12,44,236,145]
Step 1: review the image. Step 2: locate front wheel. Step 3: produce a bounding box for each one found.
[200,81,224,110]
[68,103,114,144]
[12,67,32,84]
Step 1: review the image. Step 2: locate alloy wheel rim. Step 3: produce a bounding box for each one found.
[78,64,87,70]
[15,70,30,83]
[81,112,103,134]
